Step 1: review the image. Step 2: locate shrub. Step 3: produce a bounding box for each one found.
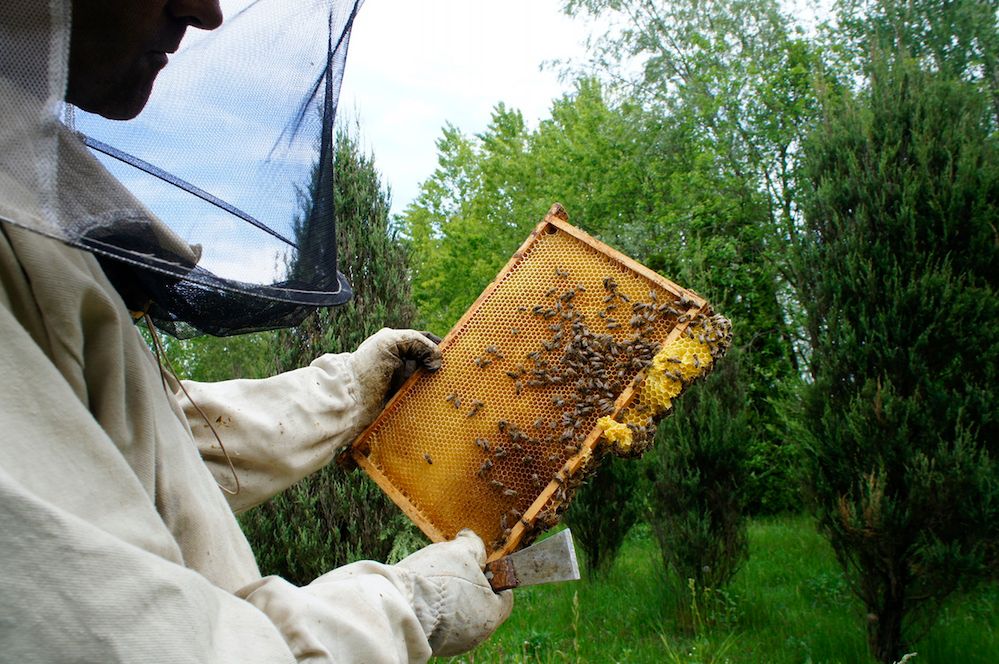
[646,354,751,629]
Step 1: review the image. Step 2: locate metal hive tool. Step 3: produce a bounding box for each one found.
[350,204,727,561]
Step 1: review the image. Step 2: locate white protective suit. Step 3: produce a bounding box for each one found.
[0,1,511,662]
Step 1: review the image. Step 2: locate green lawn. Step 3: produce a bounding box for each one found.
[446,516,998,663]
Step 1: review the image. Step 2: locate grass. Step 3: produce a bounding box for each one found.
[444,516,998,663]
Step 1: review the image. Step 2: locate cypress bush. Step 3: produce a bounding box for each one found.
[239,123,427,584]
[645,352,751,628]
[563,455,644,578]
[793,55,998,663]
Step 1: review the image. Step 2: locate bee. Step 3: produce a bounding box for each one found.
[692,355,701,368]
[500,514,509,530]
[552,396,565,407]
[603,277,617,290]
[502,488,519,498]
[477,459,493,476]
[510,328,519,336]
[618,292,630,302]
[545,287,557,297]
[555,268,569,278]
[490,479,505,490]
[602,294,614,304]
[474,438,491,452]
[607,322,621,330]
[485,344,502,357]
[494,447,508,459]
[468,400,484,417]
[453,397,462,409]
[630,315,645,327]
[517,305,528,312]
[530,474,542,488]
[445,392,457,404]
[515,380,524,395]
[576,283,587,292]
[533,417,544,430]
[423,453,433,464]
[561,289,576,302]
[497,420,509,433]
[522,455,534,466]
[649,290,659,302]
[505,370,520,379]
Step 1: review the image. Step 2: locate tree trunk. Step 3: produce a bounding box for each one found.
[868,593,906,664]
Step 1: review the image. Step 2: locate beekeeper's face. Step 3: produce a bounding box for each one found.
[67,0,223,120]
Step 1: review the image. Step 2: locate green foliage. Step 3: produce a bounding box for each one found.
[239,123,426,584]
[564,455,645,578]
[239,465,415,585]
[646,353,751,630]
[793,53,999,662]
[832,0,998,120]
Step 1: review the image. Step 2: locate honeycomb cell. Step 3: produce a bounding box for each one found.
[351,213,729,559]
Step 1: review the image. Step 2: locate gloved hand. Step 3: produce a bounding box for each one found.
[398,530,514,657]
[348,328,442,432]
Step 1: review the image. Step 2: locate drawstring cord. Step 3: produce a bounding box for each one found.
[139,310,241,497]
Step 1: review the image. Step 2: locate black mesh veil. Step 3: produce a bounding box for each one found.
[65,0,363,336]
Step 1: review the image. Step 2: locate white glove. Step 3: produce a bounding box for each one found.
[398,530,514,657]
[348,328,442,432]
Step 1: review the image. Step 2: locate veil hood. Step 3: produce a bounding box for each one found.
[0,0,362,337]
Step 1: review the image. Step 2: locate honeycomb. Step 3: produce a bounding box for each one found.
[350,204,730,560]
[597,313,732,457]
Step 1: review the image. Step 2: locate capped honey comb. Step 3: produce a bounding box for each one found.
[350,204,730,560]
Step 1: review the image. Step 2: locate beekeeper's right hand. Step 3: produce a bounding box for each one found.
[398,530,514,657]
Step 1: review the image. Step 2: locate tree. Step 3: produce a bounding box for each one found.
[560,0,817,513]
[831,0,998,125]
[794,54,998,662]
[239,123,426,584]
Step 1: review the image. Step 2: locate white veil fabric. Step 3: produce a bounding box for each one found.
[0,0,363,337]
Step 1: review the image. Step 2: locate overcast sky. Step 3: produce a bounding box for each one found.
[337,0,591,216]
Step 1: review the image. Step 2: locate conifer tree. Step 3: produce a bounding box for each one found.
[794,55,998,662]
[239,124,425,584]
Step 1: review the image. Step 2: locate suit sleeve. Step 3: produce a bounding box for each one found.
[176,352,364,513]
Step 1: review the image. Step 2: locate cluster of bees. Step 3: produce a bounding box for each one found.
[443,267,719,551]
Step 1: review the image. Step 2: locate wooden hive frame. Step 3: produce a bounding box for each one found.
[350,204,712,561]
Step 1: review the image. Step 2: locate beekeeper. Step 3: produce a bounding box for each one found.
[0,1,511,661]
